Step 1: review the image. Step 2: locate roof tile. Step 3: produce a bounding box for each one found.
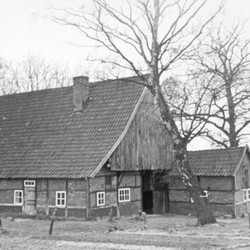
[172,147,247,176]
[0,77,145,179]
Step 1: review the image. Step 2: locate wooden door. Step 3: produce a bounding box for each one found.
[24,183,36,215]
[153,188,169,214]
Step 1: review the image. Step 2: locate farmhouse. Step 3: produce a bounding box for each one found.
[0,76,173,218]
[169,146,250,218]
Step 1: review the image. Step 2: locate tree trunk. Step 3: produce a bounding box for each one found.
[225,81,238,147]
[149,0,216,225]
[155,87,216,225]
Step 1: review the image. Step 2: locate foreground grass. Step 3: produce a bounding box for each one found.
[1,213,250,249]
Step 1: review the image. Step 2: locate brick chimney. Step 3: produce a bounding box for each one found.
[73,76,89,112]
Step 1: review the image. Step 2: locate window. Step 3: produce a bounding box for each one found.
[24,180,36,187]
[118,188,130,202]
[14,190,23,205]
[56,191,66,207]
[97,192,105,206]
[243,188,250,201]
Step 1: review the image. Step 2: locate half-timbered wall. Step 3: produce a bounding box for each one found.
[36,179,87,217]
[0,179,23,213]
[169,176,235,216]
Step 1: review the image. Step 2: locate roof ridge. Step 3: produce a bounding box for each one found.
[0,85,72,98]
[0,75,146,98]
[188,147,245,153]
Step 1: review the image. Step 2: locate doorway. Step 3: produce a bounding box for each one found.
[142,170,169,214]
[23,180,36,215]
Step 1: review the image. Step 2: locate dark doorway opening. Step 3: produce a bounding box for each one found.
[143,190,153,214]
[142,170,169,214]
[142,171,153,214]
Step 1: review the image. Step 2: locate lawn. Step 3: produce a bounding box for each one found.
[1,213,250,249]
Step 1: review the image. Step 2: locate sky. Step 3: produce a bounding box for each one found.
[0,0,250,150]
[1,0,250,68]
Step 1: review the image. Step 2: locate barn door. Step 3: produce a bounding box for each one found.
[153,190,169,214]
[24,180,36,215]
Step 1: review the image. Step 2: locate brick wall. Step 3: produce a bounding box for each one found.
[0,179,23,203]
[119,173,138,187]
[89,172,142,217]
[169,190,190,202]
[36,179,87,218]
[169,176,234,191]
[169,176,235,216]
[36,180,47,214]
[90,176,105,192]
[235,189,244,203]
[235,202,247,217]
[169,202,234,217]
[200,176,234,191]
[0,172,142,218]
[118,172,141,216]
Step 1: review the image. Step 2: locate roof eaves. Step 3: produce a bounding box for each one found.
[89,86,147,178]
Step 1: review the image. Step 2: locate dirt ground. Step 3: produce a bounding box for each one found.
[1,213,250,250]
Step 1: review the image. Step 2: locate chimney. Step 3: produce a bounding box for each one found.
[73,76,89,112]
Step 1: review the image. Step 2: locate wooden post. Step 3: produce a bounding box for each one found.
[65,180,68,219]
[139,211,147,229]
[247,201,250,230]
[46,180,49,216]
[116,173,121,218]
[49,208,57,235]
[86,178,90,218]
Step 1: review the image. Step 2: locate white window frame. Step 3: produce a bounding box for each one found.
[243,188,250,201]
[97,192,105,206]
[118,188,131,202]
[24,180,36,187]
[55,191,66,207]
[14,190,23,205]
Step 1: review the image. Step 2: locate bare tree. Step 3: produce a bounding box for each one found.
[54,0,224,225]
[162,74,216,144]
[187,23,250,148]
[0,56,73,95]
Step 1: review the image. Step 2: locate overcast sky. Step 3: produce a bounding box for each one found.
[0,0,250,149]
[0,0,250,68]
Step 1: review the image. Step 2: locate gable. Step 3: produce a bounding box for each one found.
[234,148,250,189]
[110,89,174,171]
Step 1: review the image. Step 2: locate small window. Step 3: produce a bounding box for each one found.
[97,192,105,206]
[14,190,23,205]
[243,189,250,201]
[24,180,36,187]
[118,188,130,202]
[56,191,66,207]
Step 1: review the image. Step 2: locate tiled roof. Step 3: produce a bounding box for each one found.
[172,146,248,176]
[0,77,145,179]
